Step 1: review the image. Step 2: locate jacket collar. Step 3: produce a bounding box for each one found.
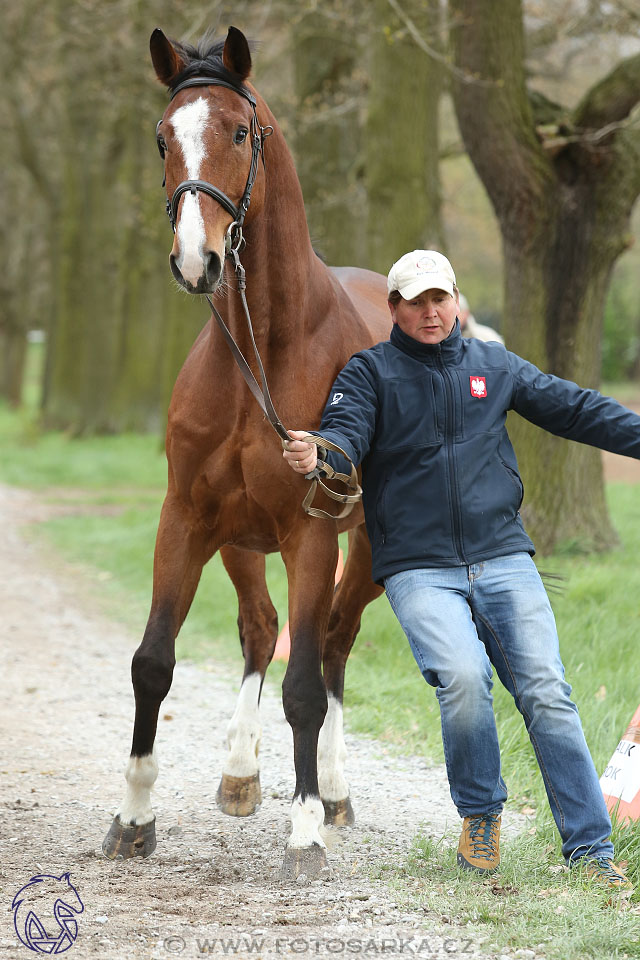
[390,318,463,364]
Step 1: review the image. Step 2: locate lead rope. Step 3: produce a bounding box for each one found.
[205,247,362,520]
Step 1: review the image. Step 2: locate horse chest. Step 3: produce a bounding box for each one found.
[183,454,281,550]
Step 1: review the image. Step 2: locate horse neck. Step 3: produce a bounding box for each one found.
[226,99,333,350]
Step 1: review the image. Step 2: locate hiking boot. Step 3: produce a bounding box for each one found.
[457,813,501,873]
[578,856,634,893]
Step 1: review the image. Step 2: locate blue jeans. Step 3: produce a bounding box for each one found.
[385,553,613,863]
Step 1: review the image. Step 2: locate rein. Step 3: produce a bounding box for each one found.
[159,76,362,520]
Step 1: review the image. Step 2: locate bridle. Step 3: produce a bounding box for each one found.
[156,75,361,520]
[157,76,271,252]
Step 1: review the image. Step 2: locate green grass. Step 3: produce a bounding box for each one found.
[2,398,640,955]
[383,828,640,960]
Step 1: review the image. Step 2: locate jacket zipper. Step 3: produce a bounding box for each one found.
[437,353,467,563]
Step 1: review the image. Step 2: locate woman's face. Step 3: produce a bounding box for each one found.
[389,288,459,345]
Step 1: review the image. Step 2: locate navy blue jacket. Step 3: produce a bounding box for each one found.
[317,321,640,584]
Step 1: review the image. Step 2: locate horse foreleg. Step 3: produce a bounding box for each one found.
[280,528,337,879]
[320,525,383,826]
[103,498,211,860]
[216,546,278,816]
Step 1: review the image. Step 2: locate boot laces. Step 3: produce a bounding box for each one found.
[588,856,624,881]
[468,814,500,859]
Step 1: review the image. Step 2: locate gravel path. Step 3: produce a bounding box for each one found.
[0,485,524,960]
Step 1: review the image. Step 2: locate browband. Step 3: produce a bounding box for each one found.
[169,76,257,106]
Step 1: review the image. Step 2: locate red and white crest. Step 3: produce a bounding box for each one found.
[470,376,487,398]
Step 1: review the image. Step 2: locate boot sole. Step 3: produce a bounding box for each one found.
[457,852,499,874]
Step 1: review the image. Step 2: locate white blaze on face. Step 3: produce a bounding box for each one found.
[171,97,211,284]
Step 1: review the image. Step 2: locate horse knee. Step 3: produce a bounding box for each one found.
[131,649,175,703]
[282,670,327,732]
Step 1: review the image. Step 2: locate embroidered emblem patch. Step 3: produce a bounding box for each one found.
[470,376,487,398]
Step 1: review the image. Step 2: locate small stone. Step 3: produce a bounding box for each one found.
[296,873,308,884]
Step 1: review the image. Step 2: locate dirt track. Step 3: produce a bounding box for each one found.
[0,484,531,960]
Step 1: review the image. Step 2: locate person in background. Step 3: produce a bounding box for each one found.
[282,249,638,892]
[458,292,504,344]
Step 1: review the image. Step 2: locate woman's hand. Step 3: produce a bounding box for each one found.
[283,430,318,474]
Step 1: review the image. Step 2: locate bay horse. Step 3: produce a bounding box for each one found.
[102,25,390,879]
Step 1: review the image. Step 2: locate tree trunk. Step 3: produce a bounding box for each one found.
[451,0,640,553]
[365,0,445,273]
[292,4,366,266]
[0,328,28,407]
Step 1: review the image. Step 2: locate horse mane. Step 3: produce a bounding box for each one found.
[169,35,253,95]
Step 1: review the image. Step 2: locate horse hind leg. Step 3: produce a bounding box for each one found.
[216,546,278,817]
[319,525,383,826]
[103,499,211,860]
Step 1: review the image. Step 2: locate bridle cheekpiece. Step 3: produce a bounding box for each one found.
[157,76,272,251]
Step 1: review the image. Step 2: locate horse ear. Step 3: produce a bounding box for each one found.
[150,28,187,87]
[222,26,252,81]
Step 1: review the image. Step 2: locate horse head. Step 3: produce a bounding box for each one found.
[151,27,266,294]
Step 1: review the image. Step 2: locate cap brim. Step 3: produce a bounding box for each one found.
[396,276,454,300]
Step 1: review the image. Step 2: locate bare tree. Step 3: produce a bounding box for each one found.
[450,0,640,552]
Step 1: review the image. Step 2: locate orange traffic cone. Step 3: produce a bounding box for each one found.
[600,703,640,824]
[273,549,344,662]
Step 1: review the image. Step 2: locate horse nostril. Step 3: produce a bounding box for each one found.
[169,253,184,286]
[205,251,222,285]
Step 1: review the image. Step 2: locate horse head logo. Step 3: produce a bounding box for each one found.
[12,873,84,954]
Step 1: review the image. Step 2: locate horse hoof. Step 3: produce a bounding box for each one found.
[216,773,262,817]
[323,796,355,827]
[102,816,157,860]
[280,843,328,880]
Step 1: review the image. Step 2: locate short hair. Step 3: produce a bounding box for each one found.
[388,284,459,305]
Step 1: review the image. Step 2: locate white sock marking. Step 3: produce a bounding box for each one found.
[318,695,349,802]
[223,672,263,778]
[288,795,326,849]
[117,750,158,825]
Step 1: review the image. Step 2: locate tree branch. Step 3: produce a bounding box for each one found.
[573,52,640,129]
[386,0,496,87]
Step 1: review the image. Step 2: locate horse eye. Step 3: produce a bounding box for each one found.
[156,134,167,159]
[233,128,248,145]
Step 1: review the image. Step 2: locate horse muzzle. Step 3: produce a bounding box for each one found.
[170,248,223,294]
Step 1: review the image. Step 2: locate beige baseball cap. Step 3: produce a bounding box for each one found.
[387,250,456,300]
